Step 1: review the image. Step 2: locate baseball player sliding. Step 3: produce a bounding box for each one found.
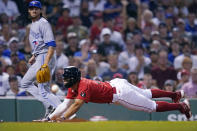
[45,66,192,121]
[21,0,62,119]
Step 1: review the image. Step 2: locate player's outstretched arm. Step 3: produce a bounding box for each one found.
[48,98,74,120]
[61,99,84,121]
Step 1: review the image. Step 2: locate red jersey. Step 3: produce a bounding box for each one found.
[66,78,115,103]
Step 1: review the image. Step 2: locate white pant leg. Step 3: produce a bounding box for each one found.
[110,78,152,98]
[37,54,61,108]
[110,78,156,113]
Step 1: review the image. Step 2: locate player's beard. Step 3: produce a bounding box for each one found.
[29,12,41,21]
[31,14,41,21]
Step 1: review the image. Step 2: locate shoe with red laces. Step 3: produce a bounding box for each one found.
[173,90,184,103]
[180,99,192,120]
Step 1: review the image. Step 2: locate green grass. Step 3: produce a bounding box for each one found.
[0,121,197,131]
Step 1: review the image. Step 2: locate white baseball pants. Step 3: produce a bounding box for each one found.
[110,78,156,113]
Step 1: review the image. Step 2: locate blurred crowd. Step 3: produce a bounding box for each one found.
[0,0,197,99]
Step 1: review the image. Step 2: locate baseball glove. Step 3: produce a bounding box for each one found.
[36,64,50,83]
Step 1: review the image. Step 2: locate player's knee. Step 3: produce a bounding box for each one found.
[148,102,157,113]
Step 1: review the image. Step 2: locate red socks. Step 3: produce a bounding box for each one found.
[156,101,182,112]
[151,89,176,99]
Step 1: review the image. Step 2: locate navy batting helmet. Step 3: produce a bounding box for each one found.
[62,66,81,88]
[29,1,42,9]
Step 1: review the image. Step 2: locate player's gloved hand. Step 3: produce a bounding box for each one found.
[36,64,50,83]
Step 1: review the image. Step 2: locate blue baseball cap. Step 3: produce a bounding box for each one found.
[29,1,42,9]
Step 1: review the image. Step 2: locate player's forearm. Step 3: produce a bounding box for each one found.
[49,98,73,120]
[63,100,84,119]
[44,46,55,65]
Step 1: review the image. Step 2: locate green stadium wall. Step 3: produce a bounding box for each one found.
[0,97,196,121]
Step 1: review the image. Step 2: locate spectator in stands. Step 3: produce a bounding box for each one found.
[53,68,64,90]
[185,12,197,34]
[152,7,165,26]
[101,53,127,81]
[86,59,98,80]
[74,39,91,63]
[67,15,88,40]
[0,61,9,96]
[5,65,22,84]
[118,36,135,71]
[62,0,81,17]
[150,31,160,43]
[164,79,177,92]
[0,13,9,31]
[124,17,139,41]
[43,2,63,26]
[188,0,197,14]
[0,0,20,20]
[177,69,190,90]
[56,5,73,38]
[151,50,177,89]
[173,0,188,17]
[51,68,66,96]
[176,18,189,39]
[3,37,25,61]
[102,18,125,49]
[16,60,28,79]
[127,71,138,86]
[132,30,142,45]
[158,22,170,47]
[144,50,159,74]
[6,75,27,96]
[89,12,103,44]
[103,0,122,20]
[139,9,156,30]
[0,23,11,44]
[174,42,197,70]
[168,40,181,64]
[142,73,158,89]
[171,27,182,43]
[10,52,20,68]
[142,25,153,50]
[165,13,174,33]
[56,41,69,69]
[128,44,151,79]
[181,57,193,74]
[80,0,91,28]
[5,65,15,76]
[88,0,105,16]
[64,32,79,57]
[97,28,122,61]
[0,41,11,67]
[68,57,82,68]
[126,0,139,19]
[181,68,197,98]
[90,49,110,76]
[150,40,162,53]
